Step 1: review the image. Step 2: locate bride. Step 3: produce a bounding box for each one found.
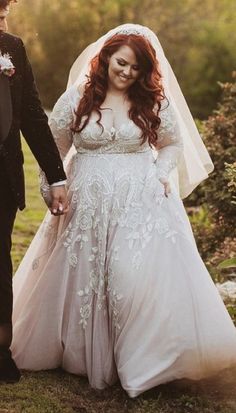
[11,24,236,397]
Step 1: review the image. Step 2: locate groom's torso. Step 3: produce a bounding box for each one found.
[0,32,66,210]
[0,32,25,125]
[0,32,29,209]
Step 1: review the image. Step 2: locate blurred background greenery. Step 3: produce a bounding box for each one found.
[8,0,236,118]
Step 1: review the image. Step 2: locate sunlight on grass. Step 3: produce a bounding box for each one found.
[12,139,46,272]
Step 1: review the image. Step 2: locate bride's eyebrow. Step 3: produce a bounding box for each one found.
[116,57,128,62]
[116,57,139,66]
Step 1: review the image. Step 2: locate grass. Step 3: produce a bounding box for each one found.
[1,368,236,413]
[1,140,236,412]
[11,140,46,272]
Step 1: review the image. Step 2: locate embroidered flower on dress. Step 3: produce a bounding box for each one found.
[69,253,78,268]
[0,52,15,77]
[76,210,93,231]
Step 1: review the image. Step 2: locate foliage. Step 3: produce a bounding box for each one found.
[225,161,236,204]
[188,207,218,262]
[218,257,236,270]
[8,0,236,117]
[185,75,236,292]
[217,258,236,324]
[199,74,236,236]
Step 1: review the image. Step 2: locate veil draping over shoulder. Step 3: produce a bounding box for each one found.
[66,23,214,199]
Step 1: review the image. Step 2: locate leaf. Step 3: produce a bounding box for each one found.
[218,257,236,269]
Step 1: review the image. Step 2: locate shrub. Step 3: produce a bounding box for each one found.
[200,73,236,233]
[225,161,236,204]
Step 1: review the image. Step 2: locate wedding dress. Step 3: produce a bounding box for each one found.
[11,85,236,397]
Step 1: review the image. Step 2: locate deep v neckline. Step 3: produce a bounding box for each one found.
[98,106,132,138]
[88,118,135,139]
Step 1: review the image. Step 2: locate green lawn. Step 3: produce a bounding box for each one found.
[1,141,236,413]
[12,140,46,273]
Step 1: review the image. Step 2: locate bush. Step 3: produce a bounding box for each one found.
[200,73,236,234]
[186,75,236,277]
[225,161,236,204]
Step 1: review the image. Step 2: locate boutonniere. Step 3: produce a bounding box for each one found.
[0,52,15,77]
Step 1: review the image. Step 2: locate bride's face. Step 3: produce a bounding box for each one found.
[107,45,140,92]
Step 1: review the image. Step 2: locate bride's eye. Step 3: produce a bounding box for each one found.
[117,60,126,66]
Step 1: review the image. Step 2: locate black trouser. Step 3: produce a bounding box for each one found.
[0,162,17,355]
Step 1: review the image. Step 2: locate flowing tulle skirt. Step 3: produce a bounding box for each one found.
[12,150,236,397]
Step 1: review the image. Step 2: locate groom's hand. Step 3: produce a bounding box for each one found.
[50,186,69,216]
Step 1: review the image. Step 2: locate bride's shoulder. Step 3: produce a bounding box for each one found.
[65,83,86,104]
[77,83,86,97]
[60,84,84,109]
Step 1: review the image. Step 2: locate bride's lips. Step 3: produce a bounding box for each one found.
[119,75,132,81]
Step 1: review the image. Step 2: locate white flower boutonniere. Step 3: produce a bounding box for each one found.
[0,52,15,77]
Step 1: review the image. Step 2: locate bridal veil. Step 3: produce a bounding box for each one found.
[66,23,214,199]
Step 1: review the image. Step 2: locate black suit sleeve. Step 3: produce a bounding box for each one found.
[19,39,66,185]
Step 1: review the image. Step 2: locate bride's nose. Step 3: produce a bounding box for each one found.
[122,66,132,77]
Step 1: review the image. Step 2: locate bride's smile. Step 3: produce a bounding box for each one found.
[107,45,140,92]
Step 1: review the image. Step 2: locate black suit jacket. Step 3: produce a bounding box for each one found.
[0,32,66,210]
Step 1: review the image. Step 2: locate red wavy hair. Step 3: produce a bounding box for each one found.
[73,33,166,146]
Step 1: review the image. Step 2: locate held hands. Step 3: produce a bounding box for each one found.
[43,178,170,215]
[49,185,69,216]
[159,178,171,197]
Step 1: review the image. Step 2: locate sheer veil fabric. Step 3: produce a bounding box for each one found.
[67,23,214,198]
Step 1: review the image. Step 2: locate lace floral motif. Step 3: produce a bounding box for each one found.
[158,99,179,142]
[155,158,178,180]
[39,87,184,329]
[39,88,76,199]
[154,98,183,180]
[74,119,149,155]
[58,152,181,328]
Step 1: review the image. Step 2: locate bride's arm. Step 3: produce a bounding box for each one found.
[154,98,183,192]
[49,87,77,160]
[40,87,78,204]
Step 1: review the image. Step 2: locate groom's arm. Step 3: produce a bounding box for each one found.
[18,38,68,214]
[19,38,66,185]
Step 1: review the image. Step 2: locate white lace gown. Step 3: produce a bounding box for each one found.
[12,86,236,397]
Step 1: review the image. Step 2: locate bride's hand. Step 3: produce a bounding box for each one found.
[159,178,171,197]
[50,186,69,215]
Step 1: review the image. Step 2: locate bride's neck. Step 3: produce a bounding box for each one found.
[104,90,129,108]
[106,87,127,99]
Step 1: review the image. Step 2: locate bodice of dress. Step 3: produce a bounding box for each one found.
[40,85,184,196]
[74,119,150,155]
[50,85,183,156]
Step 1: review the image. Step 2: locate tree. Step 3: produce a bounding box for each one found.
[8,0,236,117]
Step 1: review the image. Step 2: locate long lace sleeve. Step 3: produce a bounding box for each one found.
[154,99,183,182]
[40,88,76,202]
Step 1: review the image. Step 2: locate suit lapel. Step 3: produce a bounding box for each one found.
[0,72,12,142]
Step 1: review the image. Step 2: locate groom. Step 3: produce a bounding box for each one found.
[0,0,68,382]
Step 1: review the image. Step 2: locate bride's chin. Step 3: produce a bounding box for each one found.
[110,84,129,93]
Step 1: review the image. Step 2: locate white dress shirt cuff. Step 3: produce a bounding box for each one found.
[50,180,67,187]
